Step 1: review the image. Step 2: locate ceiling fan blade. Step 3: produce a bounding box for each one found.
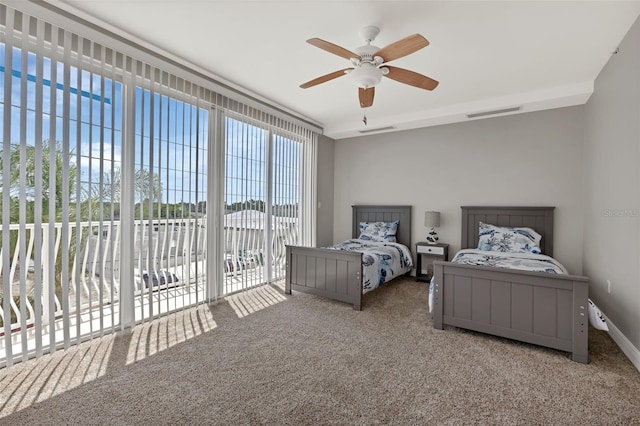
[359,87,375,108]
[307,38,361,61]
[384,65,439,90]
[300,68,352,89]
[374,34,429,63]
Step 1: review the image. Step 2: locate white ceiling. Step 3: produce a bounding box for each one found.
[48,1,640,139]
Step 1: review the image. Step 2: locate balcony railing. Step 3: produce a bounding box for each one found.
[0,216,297,365]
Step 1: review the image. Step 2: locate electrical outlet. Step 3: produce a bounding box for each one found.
[607,279,611,294]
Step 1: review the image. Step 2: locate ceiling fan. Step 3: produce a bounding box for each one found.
[300,26,439,108]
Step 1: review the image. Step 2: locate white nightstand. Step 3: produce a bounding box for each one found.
[415,242,449,282]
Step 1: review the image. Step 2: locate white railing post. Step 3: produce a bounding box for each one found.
[41,224,50,326]
[185,219,192,286]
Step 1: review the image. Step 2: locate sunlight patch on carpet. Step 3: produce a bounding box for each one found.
[0,335,114,417]
[126,305,217,365]
[227,285,287,318]
[0,305,218,416]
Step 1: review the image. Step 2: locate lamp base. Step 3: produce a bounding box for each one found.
[426,228,439,245]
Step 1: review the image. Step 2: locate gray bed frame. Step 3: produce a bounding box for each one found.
[432,206,590,363]
[285,205,412,310]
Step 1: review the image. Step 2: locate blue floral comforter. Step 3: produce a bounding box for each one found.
[449,249,568,274]
[326,239,413,293]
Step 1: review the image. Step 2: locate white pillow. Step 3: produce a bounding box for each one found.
[358,221,398,243]
[477,222,542,254]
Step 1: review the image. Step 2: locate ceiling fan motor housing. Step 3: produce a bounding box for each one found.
[354,44,380,62]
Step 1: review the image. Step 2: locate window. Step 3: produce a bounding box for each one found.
[0,4,318,368]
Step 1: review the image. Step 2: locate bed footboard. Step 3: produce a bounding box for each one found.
[432,261,589,363]
[285,246,364,310]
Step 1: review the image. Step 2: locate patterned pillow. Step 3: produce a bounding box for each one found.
[359,221,398,243]
[477,222,542,254]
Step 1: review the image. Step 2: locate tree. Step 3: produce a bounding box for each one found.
[0,141,81,223]
[0,141,97,318]
[225,199,265,213]
[102,167,163,204]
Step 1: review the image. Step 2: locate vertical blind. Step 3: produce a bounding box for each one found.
[220,102,317,295]
[0,8,128,364]
[132,71,209,325]
[0,3,318,368]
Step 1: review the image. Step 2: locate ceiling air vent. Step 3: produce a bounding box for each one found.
[358,126,396,134]
[467,106,521,119]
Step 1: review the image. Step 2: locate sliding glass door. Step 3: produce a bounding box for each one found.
[270,132,301,281]
[222,116,303,293]
[133,84,208,322]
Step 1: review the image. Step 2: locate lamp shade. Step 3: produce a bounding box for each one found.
[424,211,440,228]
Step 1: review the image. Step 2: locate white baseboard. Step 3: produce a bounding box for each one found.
[603,314,640,373]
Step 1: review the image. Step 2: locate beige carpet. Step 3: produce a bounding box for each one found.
[1,277,639,425]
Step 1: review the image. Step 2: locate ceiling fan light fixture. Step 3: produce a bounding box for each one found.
[351,63,382,88]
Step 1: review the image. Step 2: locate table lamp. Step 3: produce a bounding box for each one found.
[424,211,440,244]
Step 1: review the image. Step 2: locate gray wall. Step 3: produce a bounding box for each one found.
[333,106,585,275]
[583,16,640,350]
[316,134,335,247]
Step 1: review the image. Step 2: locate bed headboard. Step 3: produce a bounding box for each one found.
[352,205,412,247]
[461,206,555,257]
